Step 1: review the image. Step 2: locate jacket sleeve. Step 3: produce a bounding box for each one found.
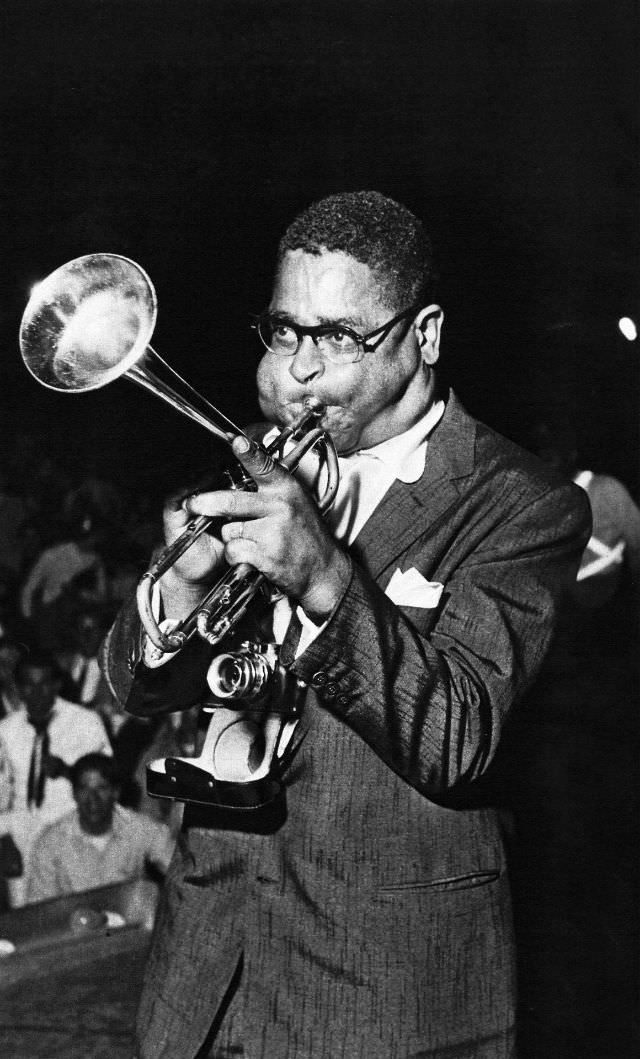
[291,478,591,797]
[101,594,214,718]
[102,466,590,795]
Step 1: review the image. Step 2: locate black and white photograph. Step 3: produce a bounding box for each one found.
[0,2,638,1057]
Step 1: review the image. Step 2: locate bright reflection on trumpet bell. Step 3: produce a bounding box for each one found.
[55,288,146,384]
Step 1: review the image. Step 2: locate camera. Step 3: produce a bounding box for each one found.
[146,639,306,809]
[206,641,279,703]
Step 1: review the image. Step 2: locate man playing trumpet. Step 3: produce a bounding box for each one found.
[104,191,590,1059]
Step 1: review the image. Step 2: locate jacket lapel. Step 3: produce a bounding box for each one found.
[350,391,477,582]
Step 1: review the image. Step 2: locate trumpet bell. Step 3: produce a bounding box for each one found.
[18,250,340,657]
[20,253,157,392]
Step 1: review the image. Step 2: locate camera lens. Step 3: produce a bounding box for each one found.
[207,651,271,700]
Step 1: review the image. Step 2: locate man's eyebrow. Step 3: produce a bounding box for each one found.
[268,309,366,330]
[316,314,366,329]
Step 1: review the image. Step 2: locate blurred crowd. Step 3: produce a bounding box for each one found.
[0,432,200,911]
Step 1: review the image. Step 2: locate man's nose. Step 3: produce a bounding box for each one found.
[288,336,326,384]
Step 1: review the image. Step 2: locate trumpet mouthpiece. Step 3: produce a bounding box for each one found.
[302,397,326,419]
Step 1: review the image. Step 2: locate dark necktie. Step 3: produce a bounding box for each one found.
[278,609,303,667]
[74,657,89,700]
[27,723,50,808]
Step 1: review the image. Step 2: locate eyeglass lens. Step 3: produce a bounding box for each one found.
[259,319,361,362]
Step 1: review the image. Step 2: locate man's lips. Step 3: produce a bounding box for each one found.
[284,397,340,424]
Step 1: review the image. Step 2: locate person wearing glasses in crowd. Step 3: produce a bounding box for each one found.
[104,191,590,1059]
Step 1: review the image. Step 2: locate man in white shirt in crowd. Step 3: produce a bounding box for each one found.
[0,647,111,905]
[27,752,175,903]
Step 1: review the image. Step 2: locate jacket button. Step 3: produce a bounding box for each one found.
[323,682,338,699]
[311,671,328,686]
[336,693,349,707]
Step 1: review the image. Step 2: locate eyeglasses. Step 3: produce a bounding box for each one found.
[253,302,423,364]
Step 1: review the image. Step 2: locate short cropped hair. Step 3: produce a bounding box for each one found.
[277,191,437,310]
[15,647,62,682]
[71,752,119,790]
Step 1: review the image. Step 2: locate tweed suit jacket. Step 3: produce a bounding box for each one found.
[104,391,590,1059]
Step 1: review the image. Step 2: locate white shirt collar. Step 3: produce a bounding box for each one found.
[342,398,445,484]
[262,397,446,487]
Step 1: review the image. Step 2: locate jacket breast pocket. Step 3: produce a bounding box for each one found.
[397,603,442,637]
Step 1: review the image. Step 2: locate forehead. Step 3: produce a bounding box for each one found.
[76,768,112,789]
[272,249,385,323]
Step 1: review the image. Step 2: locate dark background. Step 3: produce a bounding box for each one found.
[1,0,638,497]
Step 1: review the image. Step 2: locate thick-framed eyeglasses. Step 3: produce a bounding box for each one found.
[253,301,423,364]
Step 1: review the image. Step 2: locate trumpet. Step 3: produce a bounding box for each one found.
[19,253,340,653]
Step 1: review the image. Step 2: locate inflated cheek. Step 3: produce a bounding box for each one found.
[256,359,279,412]
[255,357,270,392]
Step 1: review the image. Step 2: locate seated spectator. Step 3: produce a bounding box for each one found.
[0,647,111,905]
[57,605,109,705]
[19,512,108,651]
[27,753,174,903]
[56,603,123,721]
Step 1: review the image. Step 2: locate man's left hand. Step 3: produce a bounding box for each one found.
[184,436,351,623]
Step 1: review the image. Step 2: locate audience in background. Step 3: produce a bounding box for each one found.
[56,603,126,737]
[27,752,175,903]
[0,648,111,905]
[0,436,183,910]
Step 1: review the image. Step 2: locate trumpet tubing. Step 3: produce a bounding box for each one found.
[19,253,339,653]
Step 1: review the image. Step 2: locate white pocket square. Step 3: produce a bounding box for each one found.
[385,567,444,609]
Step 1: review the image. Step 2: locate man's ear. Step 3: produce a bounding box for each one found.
[414,305,443,366]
